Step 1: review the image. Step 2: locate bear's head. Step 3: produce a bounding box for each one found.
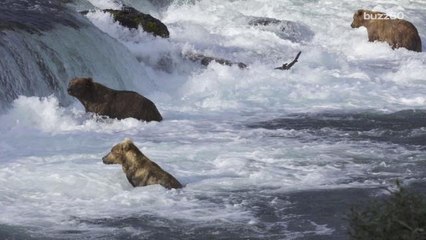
[102,138,135,165]
[351,9,386,28]
[67,77,94,98]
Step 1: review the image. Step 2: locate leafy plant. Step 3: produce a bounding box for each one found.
[348,181,426,240]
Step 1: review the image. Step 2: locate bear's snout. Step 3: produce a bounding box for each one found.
[67,87,72,94]
[102,154,110,164]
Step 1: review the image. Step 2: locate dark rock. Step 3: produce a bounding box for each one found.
[103,6,169,38]
[185,53,247,69]
[248,17,281,26]
[79,10,89,15]
[248,16,314,42]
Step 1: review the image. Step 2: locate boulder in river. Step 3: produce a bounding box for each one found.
[103,6,170,38]
[248,16,314,42]
[185,53,248,69]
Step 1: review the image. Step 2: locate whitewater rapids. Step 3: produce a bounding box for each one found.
[0,0,425,239]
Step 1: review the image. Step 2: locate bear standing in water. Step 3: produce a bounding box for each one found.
[351,9,422,52]
[103,139,183,189]
[67,77,162,122]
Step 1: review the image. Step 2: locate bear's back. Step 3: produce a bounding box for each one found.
[139,160,183,189]
[90,83,163,122]
[367,18,422,52]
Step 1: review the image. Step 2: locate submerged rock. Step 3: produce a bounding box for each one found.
[248,17,314,42]
[185,53,247,69]
[103,6,169,38]
[249,17,282,26]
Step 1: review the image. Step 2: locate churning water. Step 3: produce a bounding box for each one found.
[0,0,425,239]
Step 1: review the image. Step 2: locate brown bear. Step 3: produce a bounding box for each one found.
[102,139,183,189]
[67,77,162,122]
[351,9,422,52]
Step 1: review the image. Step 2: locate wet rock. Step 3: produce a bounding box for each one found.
[248,17,314,42]
[103,6,169,38]
[79,10,90,15]
[185,53,247,69]
[249,17,282,26]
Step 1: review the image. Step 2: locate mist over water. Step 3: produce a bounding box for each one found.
[0,0,425,239]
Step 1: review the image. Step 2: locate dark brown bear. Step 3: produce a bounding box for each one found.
[351,9,422,52]
[103,139,183,189]
[67,77,162,122]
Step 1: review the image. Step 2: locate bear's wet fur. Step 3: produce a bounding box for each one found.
[103,139,183,189]
[351,9,422,52]
[67,77,162,122]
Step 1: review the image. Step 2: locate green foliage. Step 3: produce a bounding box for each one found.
[348,181,426,240]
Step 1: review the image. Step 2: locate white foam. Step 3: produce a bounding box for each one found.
[0,96,78,132]
[82,0,426,114]
[0,96,154,134]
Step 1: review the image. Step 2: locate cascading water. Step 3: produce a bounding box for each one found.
[0,0,156,110]
[0,0,425,239]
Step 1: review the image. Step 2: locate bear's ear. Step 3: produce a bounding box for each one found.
[122,138,133,151]
[84,77,94,87]
[86,77,93,83]
[356,9,364,16]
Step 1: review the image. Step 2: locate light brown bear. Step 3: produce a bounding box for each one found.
[102,139,183,189]
[67,77,163,122]
[351,9,422,52]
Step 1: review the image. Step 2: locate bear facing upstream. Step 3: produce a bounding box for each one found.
[351,9,422,52]
[103,139,183,189]
[67,77,162,122]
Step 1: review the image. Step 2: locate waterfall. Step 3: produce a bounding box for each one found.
[0,0,156,110]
